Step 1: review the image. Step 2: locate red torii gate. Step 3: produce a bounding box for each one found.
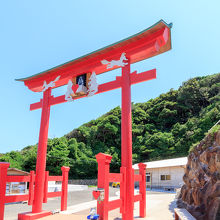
[16,20,172,220]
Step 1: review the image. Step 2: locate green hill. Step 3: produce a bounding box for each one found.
[1,73,220,179]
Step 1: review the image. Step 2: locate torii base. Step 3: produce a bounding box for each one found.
[18,210,52,220]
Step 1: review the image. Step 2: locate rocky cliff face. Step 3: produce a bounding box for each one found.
[177,130,220,220]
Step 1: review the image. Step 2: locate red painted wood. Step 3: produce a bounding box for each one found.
[61,166,70,211]
[18,21,170,92]
[95,156,130,218]
[93,191,101,200]
[0,162,67,220]
[108,173,122,182]
[43,171,49,203]
[121,59,134,220]
[28,171,35,205]
[108,199,122,211]
[48,176,63,181]
[128,40,159,63]
[6,175,30,182]
[130,69,156,85]
[119,167,126,215]
[98,76,121,93]
[134,194,142,203]
[30,69,156,111]
[138,163,146,217]
[32,88,51,213]
[18,210,52,220]
[96,153,112,220]
[47,191,62,198]
[0,163,10,220]
[134,174,142,182]
[5,195,29,203]
[29,76,121,111]
[48,95,66,109]
[30,99,43,111]
[95,155,147,219]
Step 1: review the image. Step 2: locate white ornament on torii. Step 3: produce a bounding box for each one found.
[87,72,98,97]
[42,76,60,92]
[65,71,99,101]
[101,52,128,69]
[65,80,74,101]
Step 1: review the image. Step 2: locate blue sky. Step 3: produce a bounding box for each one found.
[1,0,220,153]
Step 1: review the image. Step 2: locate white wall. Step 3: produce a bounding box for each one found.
[135,165,185,189]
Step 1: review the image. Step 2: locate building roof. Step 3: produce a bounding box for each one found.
[16,19,172,92]
[7,168,30,176]
[133,157,187,170]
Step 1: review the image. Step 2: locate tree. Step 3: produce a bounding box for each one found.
[46,137,70,175]
[0,151,23,169]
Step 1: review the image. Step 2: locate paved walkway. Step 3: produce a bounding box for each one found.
[41,193,177,220]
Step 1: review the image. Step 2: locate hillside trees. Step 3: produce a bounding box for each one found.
[46,137,70,175]
[0,73,219,179]
[0,151,24,169]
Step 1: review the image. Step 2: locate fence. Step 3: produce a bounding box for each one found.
[95,153,146,220]
[0,163,69,220]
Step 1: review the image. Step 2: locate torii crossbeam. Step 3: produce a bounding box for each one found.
[16,20,172,220]
[30,69,156,111]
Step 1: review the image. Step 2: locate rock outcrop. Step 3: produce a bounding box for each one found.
[177,130,220,220]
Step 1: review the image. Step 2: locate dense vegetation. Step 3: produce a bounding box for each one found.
[1,73,219,179]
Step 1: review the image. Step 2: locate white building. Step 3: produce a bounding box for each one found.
[6,168,29,195]
[133,157,187,190]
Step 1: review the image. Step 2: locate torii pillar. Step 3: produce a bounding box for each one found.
[121,58,134,219]
[32,88,51,214]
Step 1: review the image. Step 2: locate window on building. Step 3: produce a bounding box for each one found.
[146,172,151,182]
[160,175,171,181]
[166,175,171,180]
[161,175,165,180]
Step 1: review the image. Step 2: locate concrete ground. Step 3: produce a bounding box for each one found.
[41,192,177,220]
[4,188,177,220]
[4,187,118,220]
